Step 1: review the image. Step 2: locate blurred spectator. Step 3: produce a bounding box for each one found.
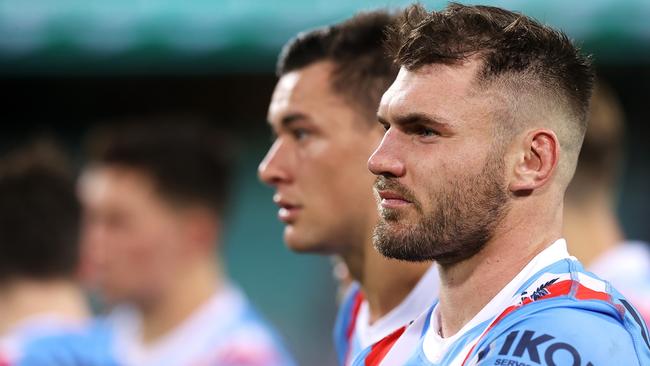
[257,11,437,366]
[79,118,295,366]
[564,81,650,322]
[0,139,114,365]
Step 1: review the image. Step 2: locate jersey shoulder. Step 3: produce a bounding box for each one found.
[5,320,118,366]
[474,304,647,366]
[206,300,296,366]
[471,260,650,366]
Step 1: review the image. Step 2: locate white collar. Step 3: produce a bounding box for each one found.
[422,238,571,364]
[355,263,439,348]
[111,284,247,365]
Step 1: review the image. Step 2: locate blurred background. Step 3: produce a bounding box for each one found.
[0,1,648,365]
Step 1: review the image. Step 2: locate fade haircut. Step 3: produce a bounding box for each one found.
[386,3,595,183]
[85,117,232,215]
[277,10,399,120]
[0,140,80,283]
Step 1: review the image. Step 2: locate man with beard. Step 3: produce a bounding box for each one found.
[359,3,650,365]
[258,11,438,366]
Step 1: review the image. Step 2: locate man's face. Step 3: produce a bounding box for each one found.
[369,61,510,265]
[259,61,384,254]
[78,166,187,307]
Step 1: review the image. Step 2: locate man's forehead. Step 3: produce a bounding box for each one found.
[379,62,483,118]
[81,165,152,194]
[267,61,348,125]
[267,62,335,121]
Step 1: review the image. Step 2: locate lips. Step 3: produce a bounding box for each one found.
[376,190,412,208]
[273,194,302,223]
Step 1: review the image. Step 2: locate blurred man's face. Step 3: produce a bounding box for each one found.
[259,61,384,254]
[368,62,510,264]
[78,166,187,307]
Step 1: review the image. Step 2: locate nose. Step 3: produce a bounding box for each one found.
[258,139,292,186]
[368,129,406,178]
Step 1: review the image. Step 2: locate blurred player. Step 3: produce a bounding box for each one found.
[258,11,438,366]
[79,119,295,366]
[0,140,115,365]
[359,4,650,365]
[564,81,650,321]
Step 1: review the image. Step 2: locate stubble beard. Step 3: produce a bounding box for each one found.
[372,153,510,265]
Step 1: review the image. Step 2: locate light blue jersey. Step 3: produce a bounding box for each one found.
[0,316,117,366]
[352,239,650,366]
[1,285,295,366]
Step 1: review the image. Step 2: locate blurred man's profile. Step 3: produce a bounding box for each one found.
[565,81,650,321]
[258,11,438,366]
[79,119,295,366]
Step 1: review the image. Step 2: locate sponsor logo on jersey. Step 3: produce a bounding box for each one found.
[477,330,594,366]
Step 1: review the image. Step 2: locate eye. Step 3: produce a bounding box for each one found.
[416,126,439,137]
[403,123,440,139]
[290,127,311,141]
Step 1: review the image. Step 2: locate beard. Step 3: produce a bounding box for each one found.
[372,151,510,265]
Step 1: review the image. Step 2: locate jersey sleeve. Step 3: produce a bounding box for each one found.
[15,335,100,366]
[474,306,645,366]
[10,322,118,366]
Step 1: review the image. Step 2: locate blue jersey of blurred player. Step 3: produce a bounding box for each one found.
[0,140,116,365]
[259,11,438,366]
[357,3,650,365]
[79,119,295,366]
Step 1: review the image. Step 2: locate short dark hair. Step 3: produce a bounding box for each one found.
[0,140,80,283]
[85,117,232,214]
[277,10,399,119]
[386,3,595,178]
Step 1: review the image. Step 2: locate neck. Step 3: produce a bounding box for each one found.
[139,257,221,344]
[0,278,89,334]
[437,204,562,338]
[564,195,624,268]
[342,235,430,325]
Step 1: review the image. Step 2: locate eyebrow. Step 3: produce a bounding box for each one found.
[377,112,452,130]
[281,113,308,127]
[267,112,309,130]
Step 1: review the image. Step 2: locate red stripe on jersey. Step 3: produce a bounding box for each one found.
[461,279,610,365]
[364,325,407,366]
[0,354,11,366]
[575,283,611,301]
[343,291,365,365]
[346,291,365,341]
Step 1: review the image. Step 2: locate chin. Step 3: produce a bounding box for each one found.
[283,227,338,255]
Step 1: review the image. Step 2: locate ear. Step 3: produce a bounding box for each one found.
[508,129,559,194]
